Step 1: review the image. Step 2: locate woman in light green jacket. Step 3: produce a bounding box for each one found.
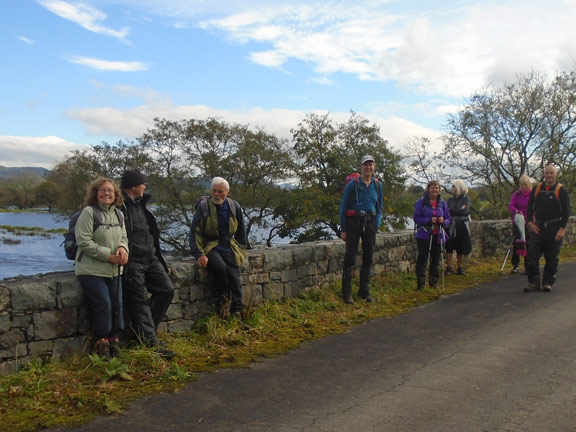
[75,177,129,358]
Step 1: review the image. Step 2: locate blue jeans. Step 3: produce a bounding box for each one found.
[77,275,123,338]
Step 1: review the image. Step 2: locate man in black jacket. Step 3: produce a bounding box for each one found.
[525,164,571,292]
[120,169,175,357]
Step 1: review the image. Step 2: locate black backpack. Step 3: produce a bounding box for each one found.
[62,206,124,261]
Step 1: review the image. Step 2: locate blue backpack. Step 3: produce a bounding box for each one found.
[62,206,124,260]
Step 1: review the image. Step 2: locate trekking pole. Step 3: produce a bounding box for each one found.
[499,238,514,275]
[439,225,445,293]
[111,264,122,346]
[424,230,434,289]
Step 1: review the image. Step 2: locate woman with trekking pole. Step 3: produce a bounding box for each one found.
[507,174,533,274]
[413,180,451,290]
[74,177,129,359]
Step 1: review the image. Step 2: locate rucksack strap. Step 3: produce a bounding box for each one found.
[347,177,381,211]
[199,197,238,229]
[92,205,124,230]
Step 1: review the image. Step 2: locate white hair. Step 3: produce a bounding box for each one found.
[211,176,230,191]
[452,179,468,195]
[519,174,533,188]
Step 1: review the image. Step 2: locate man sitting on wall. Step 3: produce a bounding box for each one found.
[189,177,248,320]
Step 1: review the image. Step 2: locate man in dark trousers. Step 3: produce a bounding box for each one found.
[189,177,248,320]
[525,164,571,292]
[120,169,175,357]
[339,155,383,304]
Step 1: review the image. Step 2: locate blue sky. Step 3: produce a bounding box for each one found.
[1,0,576,168]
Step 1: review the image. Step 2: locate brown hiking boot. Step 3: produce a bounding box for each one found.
[524,283,541,292]
[343,296,355,305]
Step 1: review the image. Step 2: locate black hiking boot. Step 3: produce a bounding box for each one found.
[95,338,111,360]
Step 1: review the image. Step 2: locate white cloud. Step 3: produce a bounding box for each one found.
[38,0,129,40]
[0,136,87,168]
[194,0,576,98]
[64,101,438,156]
[249,50,287,68]
[17,36,35,45]
[68,56,147,72]
[72,0,576,98]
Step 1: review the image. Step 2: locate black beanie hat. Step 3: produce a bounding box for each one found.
[121,169,146,189]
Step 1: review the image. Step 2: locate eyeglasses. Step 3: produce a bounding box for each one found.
[98,189,115,194]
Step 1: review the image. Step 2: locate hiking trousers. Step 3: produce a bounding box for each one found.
[342,213,377,298]
[78,275,123,338]
[122,257,174,346]
[416,235,441,289]
[526,224,563,287]
[207,249,243,316]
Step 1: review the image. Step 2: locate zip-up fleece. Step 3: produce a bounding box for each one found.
[74,203,129,277]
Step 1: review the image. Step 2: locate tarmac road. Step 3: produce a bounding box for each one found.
[53,262,576,432]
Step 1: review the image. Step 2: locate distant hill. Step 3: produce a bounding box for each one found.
[0,166,49,180]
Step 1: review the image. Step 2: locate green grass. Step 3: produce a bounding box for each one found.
[1,245,575,432]
[0,225,64,236]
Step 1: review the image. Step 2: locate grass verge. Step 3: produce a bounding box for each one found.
[1,245,576,432]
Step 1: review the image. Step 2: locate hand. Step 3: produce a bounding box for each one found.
[431,217,437,224]
[438,217,444,224]
[197,255,209,268]
[556,227,566,241]
[116,247,129,265]
[108,254,123,265]
[528,221,539,235]
[341,232,347,241]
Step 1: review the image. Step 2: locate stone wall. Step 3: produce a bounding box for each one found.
[1,218,575,374]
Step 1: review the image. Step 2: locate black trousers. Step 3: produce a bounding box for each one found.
[207,249,243,315]
[416,235,441,289]
[122,257,174,346]
[342,213,377,298]
[526,224,563,287]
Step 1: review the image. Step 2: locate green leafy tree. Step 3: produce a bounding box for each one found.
[290,112,407,240]
[46,149,102,213]
[224,126,294,247]
[137,118,294,251]
[33,180,62,212]
[441,70,576,218]
[3,175,43,209]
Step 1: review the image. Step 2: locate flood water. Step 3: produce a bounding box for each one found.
[0,212,74,280]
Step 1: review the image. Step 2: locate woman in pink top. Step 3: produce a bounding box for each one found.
[508,174,533,274]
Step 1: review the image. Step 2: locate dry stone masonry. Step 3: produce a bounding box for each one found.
[1,219,574,375]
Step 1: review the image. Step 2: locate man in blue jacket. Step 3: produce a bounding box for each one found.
[339,155,383,304]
